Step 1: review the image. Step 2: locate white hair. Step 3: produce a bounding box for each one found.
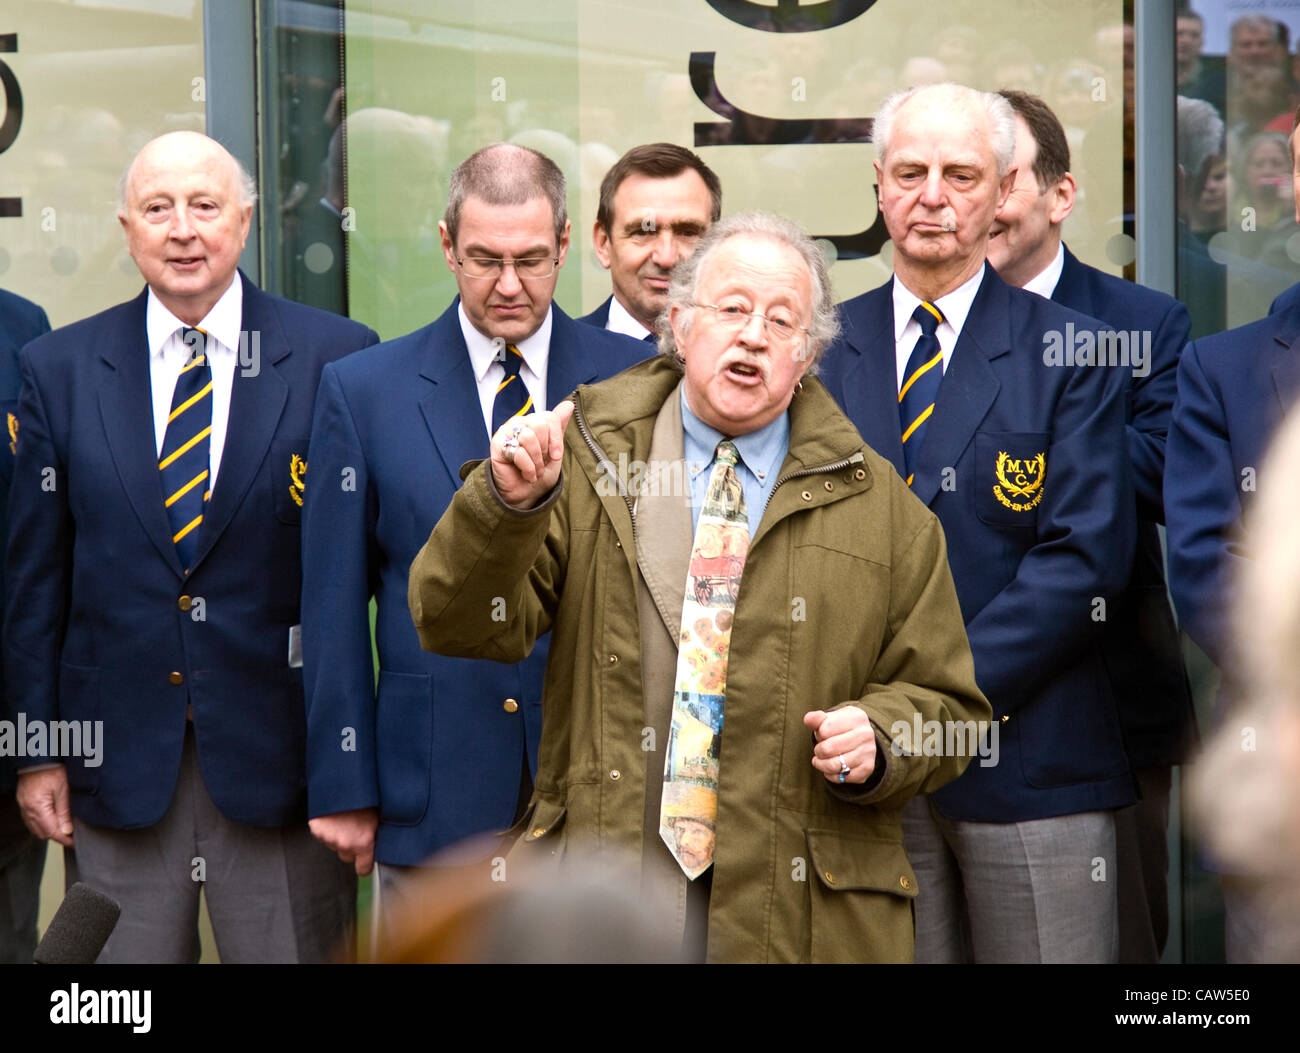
[873,82,1017,176]
[1176,95,1225,179]
[656,211,839,371]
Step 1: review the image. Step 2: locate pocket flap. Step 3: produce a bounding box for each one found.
[519,797,567,842]
[805,828,918,899]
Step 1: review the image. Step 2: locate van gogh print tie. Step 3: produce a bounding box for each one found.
[661,440,749,880]
[160,328,212,572]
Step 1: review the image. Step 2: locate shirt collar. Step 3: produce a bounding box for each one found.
[460,301,552,385]
[606,295,653,340]
[892,263,985,343]
[146,275,243,359]
[1021,242,1066,300]
[680,384,788,483]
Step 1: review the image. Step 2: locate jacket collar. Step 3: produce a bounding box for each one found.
[571,355,873,548]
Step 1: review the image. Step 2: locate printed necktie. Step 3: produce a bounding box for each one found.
[899,301,945,487]
[160,327,213,572]
[490,343,533,435]
[661,440,750,880]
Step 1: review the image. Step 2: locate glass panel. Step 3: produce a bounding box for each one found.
[0,0,206,327]
[337,0,1129,341]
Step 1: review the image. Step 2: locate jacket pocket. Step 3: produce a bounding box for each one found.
[805,828,917,963]
[974,432,1049,531]
[508,796,568,865]
[375,670,433,825]
[271,437,310,525]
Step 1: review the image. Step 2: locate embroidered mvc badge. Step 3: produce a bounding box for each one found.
[289,452,307,507]
[7,412,16,456]
[993,450,1046,511]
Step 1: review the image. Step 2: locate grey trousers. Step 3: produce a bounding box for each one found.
[69,725,355,963]
[902,795,1118,963]
[1114,765,1172,963]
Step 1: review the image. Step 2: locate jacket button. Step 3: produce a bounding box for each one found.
[178,594,192,612]
[609,769,621,781]
[607,654,618,665]
[900,875,912,891]
[503,698,518,713]
[615,539,622,549]
[168,671,184,685]
[823,871,836,885]
[1001,714,1010,723]
[801,490,812,501]
[854,468,866,480]
[823,480,834,492]
[531,827,546,839]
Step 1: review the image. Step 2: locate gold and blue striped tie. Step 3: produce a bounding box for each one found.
[899,301,944,487]
[490,343,533,435]
[160,327,213,572]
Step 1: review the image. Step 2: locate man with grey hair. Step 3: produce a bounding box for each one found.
[5,130,379,961]
[821,83,1137,962]
[405,210,990,961]
[301,143,648,926]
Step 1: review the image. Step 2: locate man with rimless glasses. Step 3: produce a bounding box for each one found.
[301,143,648,927]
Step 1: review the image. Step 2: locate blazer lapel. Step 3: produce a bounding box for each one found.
[546,306,603,406]
[1271,316,1300,413]
[838,285,906,476]
[97,289,186,576]
[418,303,490,486]
[1051,247,1096,317]
[911,270,1005,507]
[188,276,289,569]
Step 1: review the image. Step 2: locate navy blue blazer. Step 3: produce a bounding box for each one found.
[301,301,649,866]
[578,296,612,329]
[1049,247,1195,769]
[2,274,378,829]
[820,266,1138,822]
[0,290,51,796]
[1166,290,1300,666]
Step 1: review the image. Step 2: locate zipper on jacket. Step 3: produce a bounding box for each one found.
[573,395,639,548]
[761,450,866,520]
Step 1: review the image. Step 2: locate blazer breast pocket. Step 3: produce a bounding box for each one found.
[974,431,1050,531]
[271,437,310,525]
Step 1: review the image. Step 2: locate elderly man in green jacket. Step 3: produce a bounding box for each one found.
[408,211,990,963]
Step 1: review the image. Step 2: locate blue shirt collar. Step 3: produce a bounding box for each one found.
[680,385,788,483]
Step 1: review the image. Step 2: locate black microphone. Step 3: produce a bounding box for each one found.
[33,882,121,964]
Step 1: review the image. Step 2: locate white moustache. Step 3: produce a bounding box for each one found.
[939,207,958,232]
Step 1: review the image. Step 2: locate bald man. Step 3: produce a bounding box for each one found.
[3,132,378,962]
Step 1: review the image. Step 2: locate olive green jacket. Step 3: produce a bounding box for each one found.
[409,356,990,962]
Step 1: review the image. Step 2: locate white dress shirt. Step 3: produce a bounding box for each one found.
[460,303,551,437]
[606,295,653,341]
[892,264,985,390]
[146,277,242,488]
[1021,242,1066,301]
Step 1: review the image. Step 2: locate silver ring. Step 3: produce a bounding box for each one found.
[837,755,850,774]
[502,435,520,453]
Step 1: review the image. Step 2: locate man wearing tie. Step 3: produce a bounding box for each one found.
[985,90,1195,964]
[580,143,720,342]
[820,83,1136,962]
[4,132,377,962]
[302,143,648,915]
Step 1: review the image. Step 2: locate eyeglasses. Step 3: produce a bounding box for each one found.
[693,302,810,347]
[455,256,559,280]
